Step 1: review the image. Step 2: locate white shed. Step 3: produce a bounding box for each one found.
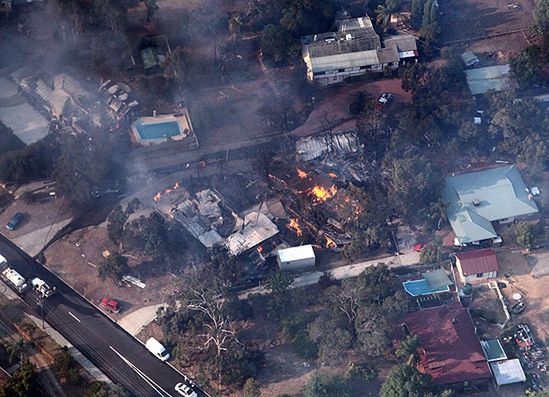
[490,359,526,386]
[277,245,316,272]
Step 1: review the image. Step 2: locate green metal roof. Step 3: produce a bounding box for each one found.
[481,339,507,362]
[443,166,538,244]
[140,47,160,70]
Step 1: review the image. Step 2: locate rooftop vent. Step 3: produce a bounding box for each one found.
[345,33,353,40]
[472,199,480,206]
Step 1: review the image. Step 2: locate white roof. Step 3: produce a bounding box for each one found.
[0,255,6,265]
[277,245,315,263]
[490,359,526,385]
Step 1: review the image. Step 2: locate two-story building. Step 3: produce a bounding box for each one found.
[301,16,417,86]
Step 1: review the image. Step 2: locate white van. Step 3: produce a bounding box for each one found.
[145,337,170,361]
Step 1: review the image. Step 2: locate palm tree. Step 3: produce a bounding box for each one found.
[7,339,26,366]
[228,14,243,38]
[375,0,403,32]
[396,334,420,365]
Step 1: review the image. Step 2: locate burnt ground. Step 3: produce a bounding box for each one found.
[439,0,535,55]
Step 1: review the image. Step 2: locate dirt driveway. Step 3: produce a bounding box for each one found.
[291,78,411,137]
[440,0,534,54]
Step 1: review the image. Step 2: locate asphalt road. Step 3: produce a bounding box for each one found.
[0,233,206,397]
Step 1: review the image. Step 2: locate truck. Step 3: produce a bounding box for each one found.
[31,277,55,298]
[1,267,28,293]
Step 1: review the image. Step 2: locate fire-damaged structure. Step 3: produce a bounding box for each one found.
[154,185,280,257]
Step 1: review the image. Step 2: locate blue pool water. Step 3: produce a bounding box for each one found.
[403,279,450,297]
[135,121,181,139]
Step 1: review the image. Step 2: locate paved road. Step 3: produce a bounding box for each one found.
[0,233,205,397]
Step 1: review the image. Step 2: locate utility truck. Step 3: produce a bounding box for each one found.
[31,277,56,298]
[1,267,29,293]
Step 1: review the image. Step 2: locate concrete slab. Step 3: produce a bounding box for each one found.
[11,218,73,256]
[0,103,49,145]
[117,303,167,336]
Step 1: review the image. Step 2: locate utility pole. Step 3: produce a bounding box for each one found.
[37,296,45,329]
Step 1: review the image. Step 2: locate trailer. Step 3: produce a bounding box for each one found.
[31,277,55,298]
[1,267,28,293]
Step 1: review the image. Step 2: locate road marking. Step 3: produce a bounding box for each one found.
[68,312,81,323]
[109,346,173,397]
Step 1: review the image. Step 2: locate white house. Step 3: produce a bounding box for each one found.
[455,249,498,284]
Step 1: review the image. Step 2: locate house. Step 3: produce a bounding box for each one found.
[403,303,492,386]
[460,51,480,68]
[443,165,538,246]
[277,245,316,272]
[465,65,514,95]
[403,269,454,308]
[455,249,498,284]
[301,16,417,86]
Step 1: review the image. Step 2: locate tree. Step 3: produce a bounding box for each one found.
[256,93,298,134]
[265,271,294,295]
[349,91,370,115]
[260,24,299,65]
[345,362,379,382]
[533,0,549,36]
[98,253,129,281]
[396,335,420,365]
[514,222,536,250]
[264,271,295,319]
[375,0,403,32]
[509,46,542,86]
[410,0,426,29]
[384,155,443,221]
[162,47,187,88]
[243,378,261,397]
[107,205,129,246]
[0,361,42,397]
[380,364,432,397]
[7,339,25,365]
[308,313,351,362]
[355,305,393,356]
[302,372,350,397]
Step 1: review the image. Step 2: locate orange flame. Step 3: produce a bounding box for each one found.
[164,181,181,194]
[328,172,337,178]
[297,168,308,179]
[310,185,337,203]
[153,192,162,202]
[325,236,337,248]
[287,218,303,236]
[257,245,263,253]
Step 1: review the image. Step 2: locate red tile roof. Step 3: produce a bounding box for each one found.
[404,304,492,385]
[455,249,498,276]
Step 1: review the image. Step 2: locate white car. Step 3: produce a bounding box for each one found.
[174,382,198,397]
[0,255,6,266]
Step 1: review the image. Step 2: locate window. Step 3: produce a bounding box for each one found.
[476,273,484,278]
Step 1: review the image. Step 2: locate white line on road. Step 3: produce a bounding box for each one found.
[109,346,173,397]
[68,312,81,323]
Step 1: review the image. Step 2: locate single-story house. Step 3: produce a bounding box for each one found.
[403,303,492,386]
[455,249,498,284]
[277,245,316,272]
[443,165,538,246]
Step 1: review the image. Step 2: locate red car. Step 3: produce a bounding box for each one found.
[414,243,428,252]
[100,298,121,314]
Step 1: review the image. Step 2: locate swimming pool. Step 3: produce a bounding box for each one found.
[403,279,450,297]
[135,120,181,140]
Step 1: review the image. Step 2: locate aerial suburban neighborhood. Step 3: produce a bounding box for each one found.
[0,0,548,397]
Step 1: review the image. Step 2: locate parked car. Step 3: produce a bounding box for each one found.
[99,298,121,314]
[6,212,24,231]
[378,92,393,106]
[174,383,198,397]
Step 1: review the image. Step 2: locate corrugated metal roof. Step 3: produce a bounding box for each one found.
[335,17,374,31]
[309,50,380,72]
[444,166,538,244]
[226,212,279,255]
[383,35,418,53]
[277,245,315,263]
[490,359,526,385]
[481,339,507,361]
[456,249,498,275]
[466,65,513,95]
